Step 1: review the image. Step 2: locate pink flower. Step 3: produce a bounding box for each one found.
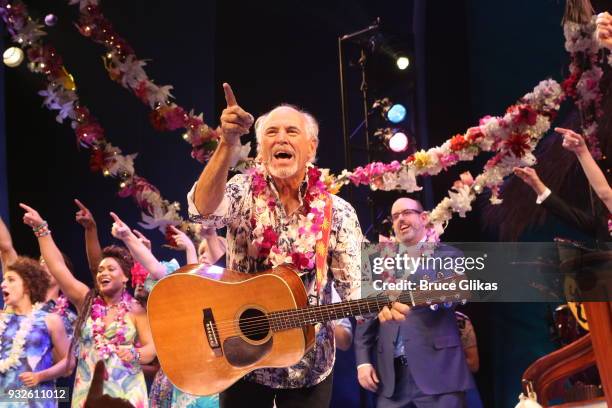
[439,153,459,170]
[163,106,187,130]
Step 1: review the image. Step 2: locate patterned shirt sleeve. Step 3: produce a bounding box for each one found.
[329,197,363,302]
[144,259,181,293]
[187,173,250,228]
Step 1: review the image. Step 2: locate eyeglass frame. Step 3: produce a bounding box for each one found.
[391,208,423,222]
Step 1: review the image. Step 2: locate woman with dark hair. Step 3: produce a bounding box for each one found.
[19,204,155,408]
[110,212,219,408]
[0,256,70,407]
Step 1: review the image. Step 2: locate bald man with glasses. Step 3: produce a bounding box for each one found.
[354,197,474,407]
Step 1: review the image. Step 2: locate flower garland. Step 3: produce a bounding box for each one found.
[51,294,70,318]
[0,0,189,235]
[562,15,611,159]
[426,80,563,235]
[67,0,251,166]
[251,165,328,270]
[0,302,43,373]
[90,291,133,362]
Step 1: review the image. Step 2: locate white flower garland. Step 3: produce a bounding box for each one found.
[0,302,44,373]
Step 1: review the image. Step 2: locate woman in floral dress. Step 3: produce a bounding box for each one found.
[0,256,70,408]
[20,204,155,408]
[110,213,219,408]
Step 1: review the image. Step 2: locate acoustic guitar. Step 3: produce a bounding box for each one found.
[147,263,468,396]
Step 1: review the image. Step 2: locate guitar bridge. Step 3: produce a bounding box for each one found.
[203,308,223,357]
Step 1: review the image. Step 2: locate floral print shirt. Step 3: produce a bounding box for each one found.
[187,170,363,388]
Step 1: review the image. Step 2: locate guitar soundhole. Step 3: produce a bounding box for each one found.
[239,308,270,342]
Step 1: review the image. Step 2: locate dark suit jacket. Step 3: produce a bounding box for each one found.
[354,244,474,398]
[542,192,610,243]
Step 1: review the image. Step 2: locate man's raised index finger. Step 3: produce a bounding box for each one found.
[223,83,238,107]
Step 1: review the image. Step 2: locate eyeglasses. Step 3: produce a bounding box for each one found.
[391,208,422,221]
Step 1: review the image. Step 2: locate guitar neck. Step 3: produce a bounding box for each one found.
[267,281,464,332]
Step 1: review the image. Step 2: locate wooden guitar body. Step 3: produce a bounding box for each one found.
[147,264,315,396]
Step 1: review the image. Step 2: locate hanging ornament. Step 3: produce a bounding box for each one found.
[44,14,58,26]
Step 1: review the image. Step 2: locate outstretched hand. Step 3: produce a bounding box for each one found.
[19,203,45,229]
[555,127,588,155]
[132,230,152,250]
[596,12,612,49]
[220,83,254,145]
[75,199,97,230]
[168,225,194,251]
[513,167,547,196]
[110,212,133,241]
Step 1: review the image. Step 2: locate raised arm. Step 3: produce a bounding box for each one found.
[557,127,612,212]
[20,204,89,309]
[194,83,253,215]
[200,227,225,264]
[74,199,103,279]
[109,212,167,280]
[0,216,18,270]
[169,226,198,264]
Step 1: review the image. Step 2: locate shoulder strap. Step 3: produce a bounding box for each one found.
[314,194,333,296]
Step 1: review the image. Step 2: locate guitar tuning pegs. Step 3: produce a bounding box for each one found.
[429,304,439,311]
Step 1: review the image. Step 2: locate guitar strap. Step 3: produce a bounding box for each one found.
[314,194,333,299]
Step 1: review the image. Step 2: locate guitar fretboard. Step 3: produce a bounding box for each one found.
[267,277,466,331]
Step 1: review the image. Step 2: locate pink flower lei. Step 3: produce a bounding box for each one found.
[52,294,69,318]
[250,165,329,270]
[90,291,134,365]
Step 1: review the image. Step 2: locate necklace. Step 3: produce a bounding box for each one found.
[250,165,329,270]
[51,294,69,317]
[90,291,133,360]
[0,302,43,373]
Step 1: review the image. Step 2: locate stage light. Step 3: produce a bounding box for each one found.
[3,47,24,67]
[388,131,408,152]
[396,56,409,70]
[386,104,406,124]
[374,128,410,153]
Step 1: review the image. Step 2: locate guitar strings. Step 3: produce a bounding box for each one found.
[209,294,437,338]
[201,285,464,339]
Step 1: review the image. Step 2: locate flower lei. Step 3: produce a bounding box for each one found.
[562,15,612,160]
[51,294,69,318]
[90,291,133,362]
[0,302,44,373]
[251,165,328,270]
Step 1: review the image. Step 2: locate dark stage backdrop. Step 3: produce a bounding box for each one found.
[2,1,611,407]
[2,0,215,282]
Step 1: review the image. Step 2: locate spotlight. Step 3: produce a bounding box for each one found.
[374,128,410,153]
[396,56,409,70]
[3,46,24,67]
[386,104,406,124]
[388,131,408,152]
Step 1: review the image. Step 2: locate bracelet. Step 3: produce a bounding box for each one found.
[131,347,141,363]
[34,224,51,238]
[32,221,48,233]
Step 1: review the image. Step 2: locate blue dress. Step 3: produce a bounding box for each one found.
[0,308,57,408]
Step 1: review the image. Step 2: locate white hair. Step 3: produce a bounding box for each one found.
[254,104,319,161]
